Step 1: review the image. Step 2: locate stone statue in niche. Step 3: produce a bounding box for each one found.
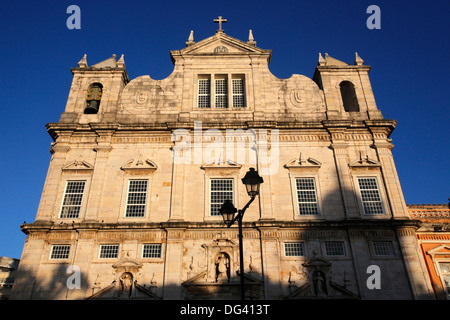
[312,270,328,296]
[215,252,230,282]
[118,272,133,298]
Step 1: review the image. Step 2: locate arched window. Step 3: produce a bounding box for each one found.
[339,81,359,112]
[84,83,103,114]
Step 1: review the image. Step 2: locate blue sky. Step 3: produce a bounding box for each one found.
[0,0,448,259]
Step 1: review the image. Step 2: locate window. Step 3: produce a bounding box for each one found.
[215,78,228,108]
[358,177,384,215]
[198,79,211,108]
[284,242,305,257]
[60,181,86,219]
[232,78,245,107]
[210,179,234,216]
[439,262,450,297]
[372,241,395,256]
[50,245,71,259]
[125,180,148,217]
[142,244,162,258]
[99,244,119,259]
[296,178,319,215]
[340,81,359,112]
[84,83,103,114]
[197,74,246,109]
[325,241,346,256]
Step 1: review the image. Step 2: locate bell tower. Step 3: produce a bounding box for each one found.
[59,54,129,123]
[313,52,383,120]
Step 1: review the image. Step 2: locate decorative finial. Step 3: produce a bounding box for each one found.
[247,30,256,46]
[186,30,195,47]
[214,16,227,33]
[117,54,125,68]
[354,52,364,65]
[78,54,87,68]
[318,53,326,66]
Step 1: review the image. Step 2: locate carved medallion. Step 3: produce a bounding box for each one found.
[214,46,228,54]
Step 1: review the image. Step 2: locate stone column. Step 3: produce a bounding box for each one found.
[84,129,114,221]
[36,142,71,221]
[396,226,435,299]
[258,226,282,299]
[163,227,185,299]
[9,232,47,299]
[328,127,360,218]
[370,126,409,219]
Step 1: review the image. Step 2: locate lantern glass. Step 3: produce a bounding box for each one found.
[241,168,264,197]
[220,200,237,225]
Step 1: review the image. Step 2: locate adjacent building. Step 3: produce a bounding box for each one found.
[408,202,450,299]
[10,19,435,300]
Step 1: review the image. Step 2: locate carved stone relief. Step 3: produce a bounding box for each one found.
[278,74,325,112]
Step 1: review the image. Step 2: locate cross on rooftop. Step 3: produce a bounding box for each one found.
[214,16,227,32]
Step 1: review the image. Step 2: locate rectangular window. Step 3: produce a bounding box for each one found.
[232,78,245,107]
[99,244,119,259]
[198,79,211,108]
[296,178,319,215]
[358,177,384,215]
[325,241,346,256]
[60,181,86,219]
[439,262,450,296]
[210,179,234,216]
[125,180,148,217]
[50,245,71,259]
[284,242,304,257]
[372,241,395,256]
[142,243,162,258]
[215,79,228,108]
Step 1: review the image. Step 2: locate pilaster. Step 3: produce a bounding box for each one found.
[328,127,360,218]
[370,126,409,219]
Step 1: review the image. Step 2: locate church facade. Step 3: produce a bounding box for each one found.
[11,19,434,300]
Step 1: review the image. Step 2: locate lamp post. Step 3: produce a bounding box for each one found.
[220,168,263,300]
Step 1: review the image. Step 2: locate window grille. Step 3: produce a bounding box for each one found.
[296,178,319,215]
[215,79,228,108]
[60,181,86,219]
[99,244,119,259]
[198,79,211,108]
[142,243,162,258]
[50,245,71,259]
[372,241,394,256]
[232,79,245,107]
[210,179,234,216]
[284,242,304,256]
[439,263,450,296]
[324,241,346,256]
[125,180,148,217]
[358,177,384,215]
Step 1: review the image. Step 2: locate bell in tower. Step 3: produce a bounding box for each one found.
[84,83,103,114]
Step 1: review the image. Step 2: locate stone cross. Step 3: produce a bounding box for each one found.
[214,16,227,32]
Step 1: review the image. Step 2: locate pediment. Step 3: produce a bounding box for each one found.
[349,154,380,167]
[173,32,271,59]
[284,154,322,170]
[201,159,242,170]
[62,160,94,172]
[286,281,359,299]
[120,157,157,172]
[427,244,450,256]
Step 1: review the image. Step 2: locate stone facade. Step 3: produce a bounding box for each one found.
[11,23,434,300]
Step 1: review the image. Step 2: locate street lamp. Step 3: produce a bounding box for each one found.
[219,167,263,300]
